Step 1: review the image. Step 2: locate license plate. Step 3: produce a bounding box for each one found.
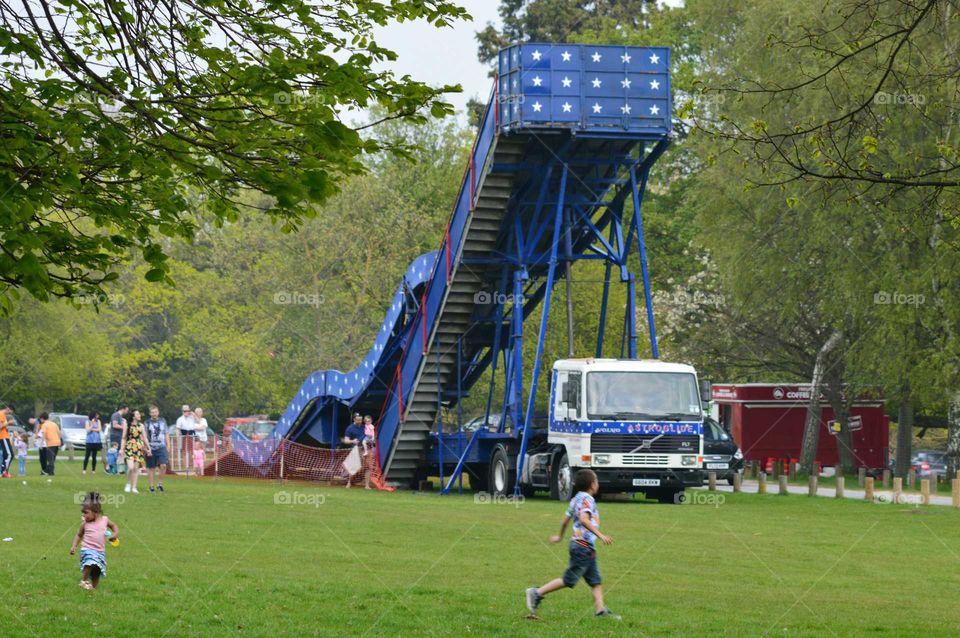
[706,463,728,470]
[633,478,660,487]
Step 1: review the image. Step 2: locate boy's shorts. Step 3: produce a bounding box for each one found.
[563,543,602,587]
[145,447,168,468]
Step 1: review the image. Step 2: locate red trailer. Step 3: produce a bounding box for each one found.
[711,384,889,471]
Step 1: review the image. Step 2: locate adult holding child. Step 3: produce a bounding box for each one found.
[83,411,104,474]
[121,409,150,493]
[342,413,372,489]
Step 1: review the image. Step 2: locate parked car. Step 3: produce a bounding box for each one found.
[51,413,88,449]
[912,450,947,479]
[702,416,743,485]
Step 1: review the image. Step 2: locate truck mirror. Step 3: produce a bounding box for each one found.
[699,379,712,403]
[562,382,573,404]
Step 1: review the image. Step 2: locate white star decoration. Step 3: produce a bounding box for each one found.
[621,52,632,64]
[591,51,601,63]
[562,50,572,62]
[561,76,572,88]
[621,103,632,114]
[591,77,601,88]
[531,49,542,61]
[592,102,602,113]
[532,75,543,87]
[532,101,543,112]
[650,79,660,90]
[561,102,572,112]
[649,105,660,115]
[621,77,632,89]
[649,53,660,65]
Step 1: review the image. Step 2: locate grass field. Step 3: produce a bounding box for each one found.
[3,460,960,637]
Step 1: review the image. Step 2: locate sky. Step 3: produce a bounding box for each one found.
[371,1,502,121]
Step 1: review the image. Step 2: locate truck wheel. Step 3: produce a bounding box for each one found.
[467,465,488,492]
[656,490,684,504]
[489,447,515,496]
[551,453,574,501]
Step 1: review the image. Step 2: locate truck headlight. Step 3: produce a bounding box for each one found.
[734,448,743,460]
[594,454,610,465]
[682,455,697,466]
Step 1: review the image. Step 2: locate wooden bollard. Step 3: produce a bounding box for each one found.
[733,472,742,493]
[921,479,930,505]
[778,475,788,495]
[708,472,717,491]
[882,469,891,488]
[908,468,916,488]
[865,476,875,501]
[808,474,818,497]
[758,472,767,494]
[952,478,960,508]
[858,467,866,487]
[835,476,845,498]
[771,461,780,479]
[893,477,903,503]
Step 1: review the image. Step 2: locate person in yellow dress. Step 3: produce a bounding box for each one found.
[120,410,151,493]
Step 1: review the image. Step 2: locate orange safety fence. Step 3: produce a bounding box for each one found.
[163,433,394,490]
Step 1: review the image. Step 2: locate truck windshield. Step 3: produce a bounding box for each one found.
[586,372,701,420]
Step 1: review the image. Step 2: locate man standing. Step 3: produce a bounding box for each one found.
[109,406,128,451]
[37,413,61,476]
[145,405,170,492]
[176,405,196,472]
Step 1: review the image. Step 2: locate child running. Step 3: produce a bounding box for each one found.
[69,492,119,590]
[525,469,620,620]
[361,415,376,457]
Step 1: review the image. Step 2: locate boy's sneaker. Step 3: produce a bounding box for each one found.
[124,484,131,493]
[595,609,621,621]
[149,486,156,493]
[157,484,164,492]
[525,587,543,614]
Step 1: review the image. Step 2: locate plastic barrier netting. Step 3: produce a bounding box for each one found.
[163,433,394,490]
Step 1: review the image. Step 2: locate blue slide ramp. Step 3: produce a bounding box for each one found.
[267,251,438,449]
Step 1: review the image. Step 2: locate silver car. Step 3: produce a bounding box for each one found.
[51,413,88,448]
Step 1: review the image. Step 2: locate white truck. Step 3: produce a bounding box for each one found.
[507,358,706,503]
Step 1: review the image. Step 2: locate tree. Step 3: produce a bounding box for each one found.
[0,0,469,308]
[690,0,960,476]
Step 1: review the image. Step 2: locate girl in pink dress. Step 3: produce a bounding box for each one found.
[69,492,119,590]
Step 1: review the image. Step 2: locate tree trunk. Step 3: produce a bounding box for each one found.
[829,388,855,475]
[799,330,842,474]
[947,391,960,481]
[895,383,914,478]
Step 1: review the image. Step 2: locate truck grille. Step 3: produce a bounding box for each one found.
[621,454,669,466]
[591,435,699,454]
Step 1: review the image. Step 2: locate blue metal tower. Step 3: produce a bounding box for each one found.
[266,43,672,490]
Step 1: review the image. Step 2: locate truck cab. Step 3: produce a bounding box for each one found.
[522,358,705,503]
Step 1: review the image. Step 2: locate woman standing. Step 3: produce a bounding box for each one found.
[83,411,103,474]
[121,410,149,493]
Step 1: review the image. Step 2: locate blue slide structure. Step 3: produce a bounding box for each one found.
[254,43,672,489]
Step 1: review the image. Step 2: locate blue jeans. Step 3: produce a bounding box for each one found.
[17,456,25,475]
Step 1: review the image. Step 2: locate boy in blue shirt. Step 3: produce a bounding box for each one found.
[525,469,620,620]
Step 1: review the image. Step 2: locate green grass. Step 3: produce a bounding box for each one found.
[4,460,960,637]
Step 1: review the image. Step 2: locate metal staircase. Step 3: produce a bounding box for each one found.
[384,137,525,485]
